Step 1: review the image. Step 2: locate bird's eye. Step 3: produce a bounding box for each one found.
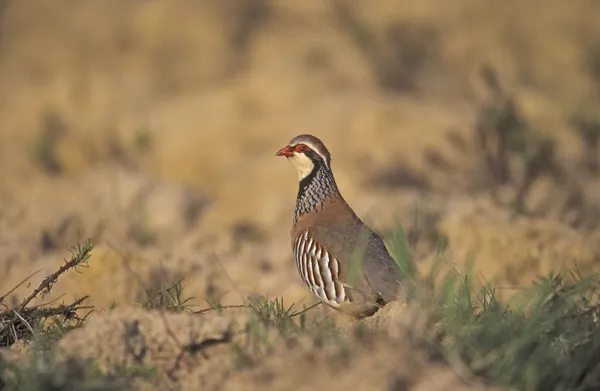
[295,144,308,153]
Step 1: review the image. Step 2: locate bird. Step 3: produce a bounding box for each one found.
[276,134,403,318]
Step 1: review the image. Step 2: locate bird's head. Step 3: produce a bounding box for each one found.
[276,134,332,181]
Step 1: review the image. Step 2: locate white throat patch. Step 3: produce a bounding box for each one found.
[287,152,315,181]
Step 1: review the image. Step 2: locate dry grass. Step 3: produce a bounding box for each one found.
[1,236,600,390]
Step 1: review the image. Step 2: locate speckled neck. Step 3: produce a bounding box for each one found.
[294,162,341,223]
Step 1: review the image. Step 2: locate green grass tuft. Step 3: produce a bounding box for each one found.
[140,278,196,313]
[416,258,600,390]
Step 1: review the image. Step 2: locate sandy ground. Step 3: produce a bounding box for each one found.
[0,0,599,389]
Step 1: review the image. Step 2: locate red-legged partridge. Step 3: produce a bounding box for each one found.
[276,134,403,318]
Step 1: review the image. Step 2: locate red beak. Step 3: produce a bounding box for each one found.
[275,145,294,157]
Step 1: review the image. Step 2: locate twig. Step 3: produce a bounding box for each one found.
[12,309,34,335]
[290,302,322,318]
[9,322,18,344]
[106,240,157,300]
[28,296,91,318]
[0,269,42,304]
[192,300,320,317]
[107,241,141,277]
[193,304,247,315]
[34,294,67,308]
[210,251,246,303]
[19,241,93,310]
[158,308,183,349]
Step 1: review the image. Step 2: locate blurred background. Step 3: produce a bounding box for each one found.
[0,0,599,310]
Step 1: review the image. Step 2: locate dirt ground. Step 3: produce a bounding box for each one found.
[1,0,599,389]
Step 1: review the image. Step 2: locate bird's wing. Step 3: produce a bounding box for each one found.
[308,220,402,302]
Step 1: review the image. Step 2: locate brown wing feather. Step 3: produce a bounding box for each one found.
[307,217,402,304]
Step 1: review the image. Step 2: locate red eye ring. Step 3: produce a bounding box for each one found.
[295,144,308,153]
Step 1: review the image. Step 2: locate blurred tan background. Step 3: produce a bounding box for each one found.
[1,0,599,310]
